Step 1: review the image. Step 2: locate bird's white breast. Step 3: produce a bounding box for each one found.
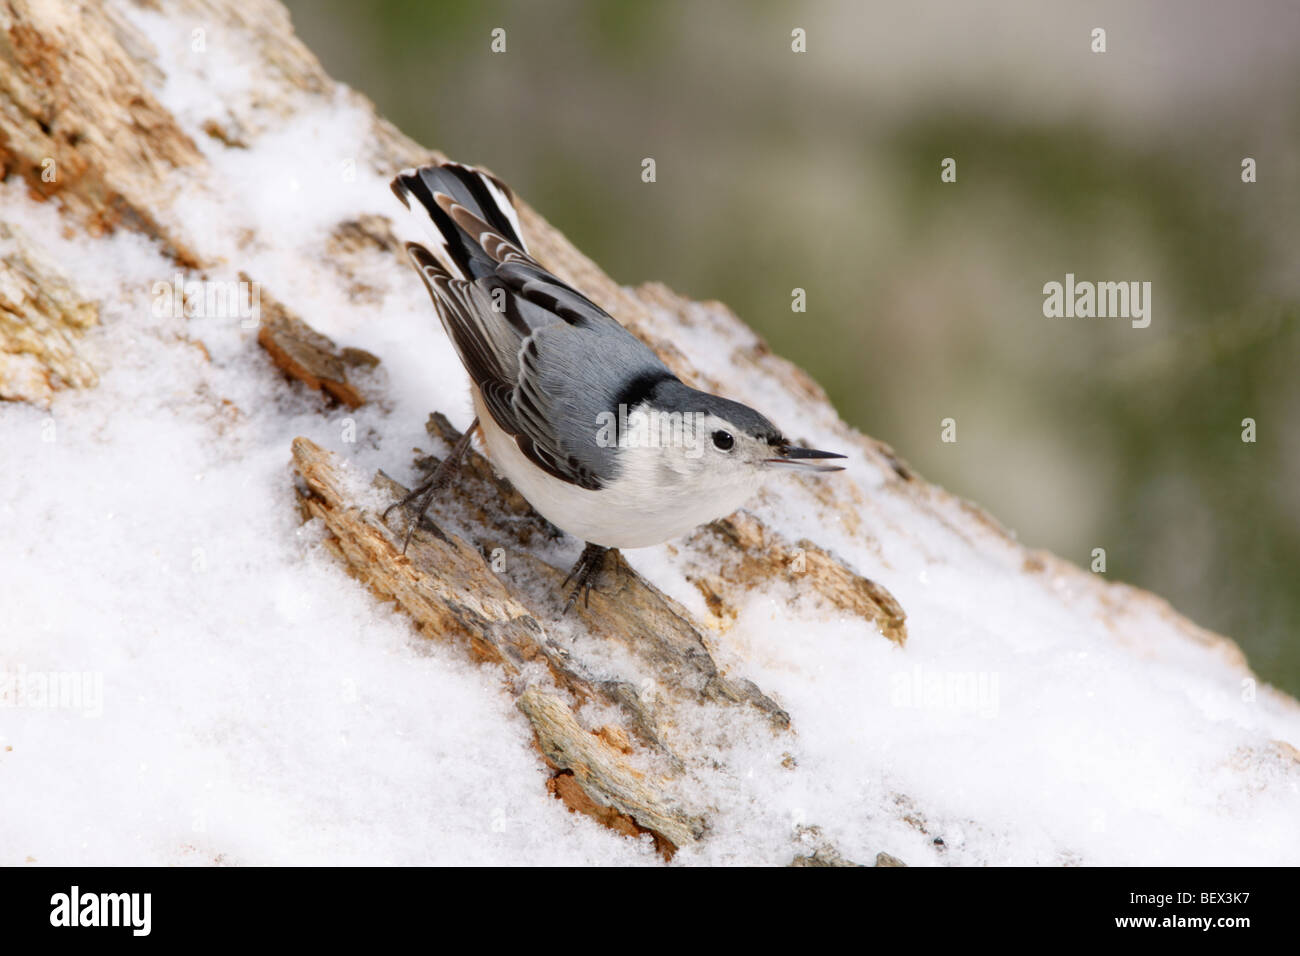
[471,388,760,549]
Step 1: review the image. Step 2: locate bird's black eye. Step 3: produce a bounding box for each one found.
[712,430,734,451]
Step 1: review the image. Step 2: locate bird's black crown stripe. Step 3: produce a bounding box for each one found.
[612,370,676,425]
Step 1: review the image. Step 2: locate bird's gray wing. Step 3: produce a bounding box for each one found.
[395,162,677,489]
[406,244,674,491]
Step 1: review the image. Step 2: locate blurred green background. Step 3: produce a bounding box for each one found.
[284,0,1300,694]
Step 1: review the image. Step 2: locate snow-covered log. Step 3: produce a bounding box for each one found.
[1,0,1296,865]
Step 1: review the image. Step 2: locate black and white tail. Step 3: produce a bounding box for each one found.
[391,160,617,386]
[390,162,529,282]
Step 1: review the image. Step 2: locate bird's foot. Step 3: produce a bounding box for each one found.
[562,543,618,614]
[383,417,478,553]
[382,476,451,549]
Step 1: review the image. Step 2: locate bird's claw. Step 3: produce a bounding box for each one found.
[562,543,615,615]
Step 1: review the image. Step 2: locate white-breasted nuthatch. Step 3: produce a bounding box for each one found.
[387,162,844,610]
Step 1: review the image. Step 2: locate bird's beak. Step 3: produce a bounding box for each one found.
[765,444,847,472]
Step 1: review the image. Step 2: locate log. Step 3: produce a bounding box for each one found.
[0,222,98,404]
[4,0,1296,866]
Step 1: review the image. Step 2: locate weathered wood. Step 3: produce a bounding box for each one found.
[3,0,1283,866]
[256,288,370,408]
[520,688,704,852]
[0,0,203,262]
[682,509,908,645]
[0,222,98,405]
[292,424,809,851]
[290,404,908,852]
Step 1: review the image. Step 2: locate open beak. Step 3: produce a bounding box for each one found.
[765,444,847,473]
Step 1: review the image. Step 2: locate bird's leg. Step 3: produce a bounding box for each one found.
[562,542,617,614]
[383,417,478,554]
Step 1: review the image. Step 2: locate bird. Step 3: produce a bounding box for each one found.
[386,161,845,611]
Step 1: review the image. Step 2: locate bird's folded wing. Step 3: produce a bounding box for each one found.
[408,246,628,491]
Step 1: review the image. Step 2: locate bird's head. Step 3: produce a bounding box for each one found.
[609,379,844,504]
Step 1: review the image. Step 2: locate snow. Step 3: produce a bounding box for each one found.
[2,2,1297,866]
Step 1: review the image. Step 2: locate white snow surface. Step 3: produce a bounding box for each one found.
[0,4,1297,866]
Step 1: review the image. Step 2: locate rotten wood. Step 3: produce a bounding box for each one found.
[0,221,98,405]
[0,0,203,263]
[255,285,370,408]
[681,509,908,645]
[1,0,1281,865]
[292,420,813,853]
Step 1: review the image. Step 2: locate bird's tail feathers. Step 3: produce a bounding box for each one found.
[390,162,528,281]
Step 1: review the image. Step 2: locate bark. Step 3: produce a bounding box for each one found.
[0,221,98,404]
